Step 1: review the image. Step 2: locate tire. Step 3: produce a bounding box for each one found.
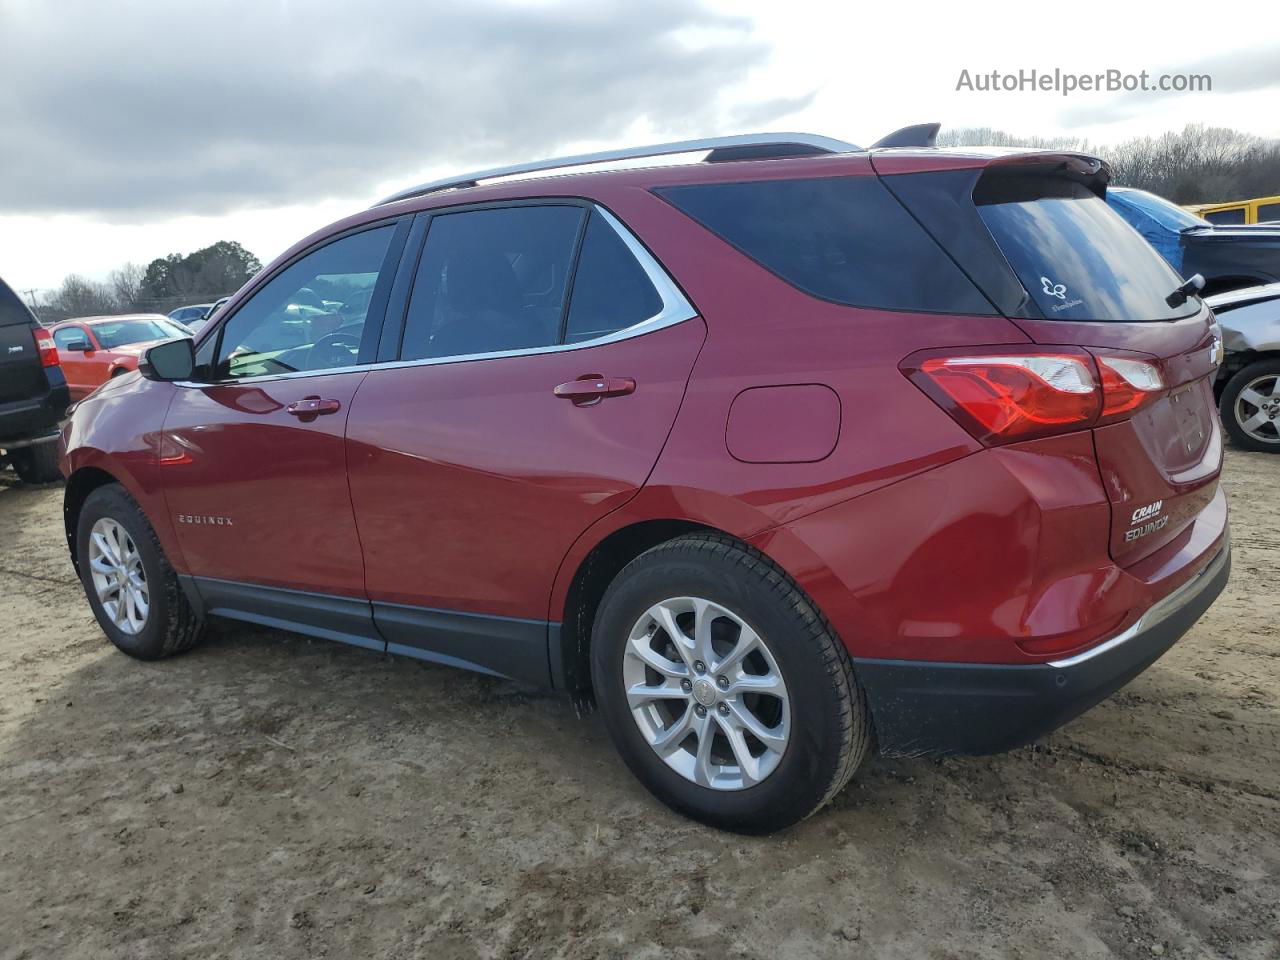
[1219,358,1280,453]
[111,367,129,378]
[9,442,62,484]
[76,483,204,660]
[590,533,871,833]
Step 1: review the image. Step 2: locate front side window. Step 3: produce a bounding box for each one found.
[1258,202,1280,223]
[91,318,180,348]
[214,225,394,379]
[400,206,585,361]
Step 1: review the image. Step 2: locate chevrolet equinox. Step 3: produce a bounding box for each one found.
[59,131,1230,833]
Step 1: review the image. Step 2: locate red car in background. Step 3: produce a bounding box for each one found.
[49,314,191,400]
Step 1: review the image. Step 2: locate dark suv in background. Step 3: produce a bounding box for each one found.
[0,276,68,483]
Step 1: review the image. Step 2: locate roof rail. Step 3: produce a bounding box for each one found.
[373,132,860,206]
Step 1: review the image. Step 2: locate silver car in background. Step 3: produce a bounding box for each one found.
[1209,282,1280,451]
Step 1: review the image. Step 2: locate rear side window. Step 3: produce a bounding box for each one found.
[655,176,994,314]
[976,176,1191,322]
[400,206,585,361]
[1258,202,1280,223]
[564,211,663,343]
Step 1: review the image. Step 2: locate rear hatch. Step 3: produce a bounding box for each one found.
[0,279,48,407]
[878,152,1223,566]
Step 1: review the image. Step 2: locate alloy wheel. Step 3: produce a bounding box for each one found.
[1234,373,1280,445]
[88,517,150,635]
[623,596,790,790]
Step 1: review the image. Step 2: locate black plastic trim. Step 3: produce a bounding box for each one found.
[190,576,384,651]
[183,575,558,688]
[374,601,553,688]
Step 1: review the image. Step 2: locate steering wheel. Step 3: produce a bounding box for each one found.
[309,329,362,370]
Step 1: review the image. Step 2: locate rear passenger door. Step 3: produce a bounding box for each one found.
[345,201,705,685]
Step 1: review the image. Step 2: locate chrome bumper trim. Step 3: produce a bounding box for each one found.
[1048,541,1230,669]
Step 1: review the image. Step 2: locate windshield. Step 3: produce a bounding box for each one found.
[1113,189,1209,232]
[92,318,183,348]
[977,177,1195,322]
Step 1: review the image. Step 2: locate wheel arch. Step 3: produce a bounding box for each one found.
[63,466,122,574]
[554,518,719,706]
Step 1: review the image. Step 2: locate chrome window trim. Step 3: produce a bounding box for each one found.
[176,204,696,389]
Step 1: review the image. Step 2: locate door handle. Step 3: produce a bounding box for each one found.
[286,397,342,418]
[553,376,636,404]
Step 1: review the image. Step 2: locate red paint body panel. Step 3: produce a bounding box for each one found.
[59,374,187,571]
[345,319,706,618]
[161,374,369,595]
[726,384,841,464]
[752,436,1227,664]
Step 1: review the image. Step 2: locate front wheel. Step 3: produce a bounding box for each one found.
[1220,359,1280,452]
[76,483,205,659]
[591,534,871,833]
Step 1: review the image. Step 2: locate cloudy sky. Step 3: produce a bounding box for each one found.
[2,0,1277,297]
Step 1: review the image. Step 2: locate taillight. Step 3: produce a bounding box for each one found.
[32,327,60,367]
[1096,355,1163,418]
[904,349,1100,445]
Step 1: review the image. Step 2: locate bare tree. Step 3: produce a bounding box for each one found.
[937,124,1280,203]
[109,262,146,312]
[50,274,117,319]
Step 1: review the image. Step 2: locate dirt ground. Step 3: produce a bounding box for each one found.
[1,448,1277,960]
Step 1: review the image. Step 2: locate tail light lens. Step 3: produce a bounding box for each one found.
[905,348,1168,445]
[905,351,1100,444]
[1097,356,1163,418]
[32,327,60,367]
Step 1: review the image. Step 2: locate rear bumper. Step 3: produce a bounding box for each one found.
[0,379,70,447]
[854,540,1231,756]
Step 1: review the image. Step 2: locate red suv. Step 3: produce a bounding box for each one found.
[59,132,1230,833]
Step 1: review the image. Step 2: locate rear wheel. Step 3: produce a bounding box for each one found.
[590,534,871,833]
[1220,359,1280,452]
[76,484,204,659]
[9,442,61,483]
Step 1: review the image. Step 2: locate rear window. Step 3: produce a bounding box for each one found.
[0,277,35,328]
[655,177,994,315]
[976,177,1193,322]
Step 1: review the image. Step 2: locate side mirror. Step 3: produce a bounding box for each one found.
[64,338,92,353]
[138,337,195,382]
